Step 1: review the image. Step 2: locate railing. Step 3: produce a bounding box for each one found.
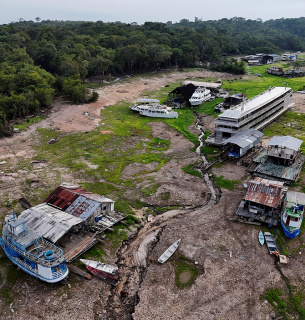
[3,236,64,267]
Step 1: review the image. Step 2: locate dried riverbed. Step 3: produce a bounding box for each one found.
[1,72,305,320]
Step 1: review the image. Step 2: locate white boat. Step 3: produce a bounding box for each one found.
[189,87,211,106]
[130,98,160,112]
[158,239,181,263]
[80,259,118,275]
[140,105,178,119]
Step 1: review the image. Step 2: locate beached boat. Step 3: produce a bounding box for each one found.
[140,105,178,119]
[0,213,69,283]
[264,232,279,255]
[86,266,118,286]
[281,191,305,239]
[130,98,160,112]
[158,239,181,263]
[80,258,118,275]
[189,87,211,106]
[258,231,264,245]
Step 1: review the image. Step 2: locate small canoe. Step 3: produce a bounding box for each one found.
[258,231,264,245]
[86,266,118,286]
[80,259,118,275]
[264,232,279,255]
[158,239,181,264]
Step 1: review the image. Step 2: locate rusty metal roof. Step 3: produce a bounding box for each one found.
[244,177,284,208]
[44,185,114,221]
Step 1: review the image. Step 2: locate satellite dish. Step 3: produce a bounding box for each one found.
[243,183,248,189]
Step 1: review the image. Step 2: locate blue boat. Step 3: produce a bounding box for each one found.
[258,231,264,245]
[281,191,305,239]
[0,213,69,283]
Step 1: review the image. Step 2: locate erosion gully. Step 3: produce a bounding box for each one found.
[103,113,219,320]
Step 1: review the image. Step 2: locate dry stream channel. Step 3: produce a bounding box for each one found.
[104,113,219,320]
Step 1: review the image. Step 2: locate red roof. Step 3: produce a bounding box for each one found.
[244,177,284,208]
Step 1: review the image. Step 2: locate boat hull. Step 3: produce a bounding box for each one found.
[258,231,264,245]
[281,220,301,239]
[140,111,178,118]
[189,98,210,106]
[86,266,118,286]
[0,238,69,283]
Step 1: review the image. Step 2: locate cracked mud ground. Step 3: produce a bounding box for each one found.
[1,71,305,320]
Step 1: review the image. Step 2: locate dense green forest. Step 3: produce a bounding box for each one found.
[1,17,305,134]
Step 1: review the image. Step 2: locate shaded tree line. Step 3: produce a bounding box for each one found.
[1,17,305,134]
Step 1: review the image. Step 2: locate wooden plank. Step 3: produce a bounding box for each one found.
[68,264,92,280]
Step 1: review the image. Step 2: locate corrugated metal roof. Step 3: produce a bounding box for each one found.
[19,203,83,243]
[244,177,284,208]
[223,129,264,148]
[65,195,100,220]
[267,136,302,151]
[44,185,114,221]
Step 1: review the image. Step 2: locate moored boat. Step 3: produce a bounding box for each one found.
[130,98,160,112]
[281,191,305,239]
[258,231,264,245]
[158,239,181,263]
[86,266,118,286]
[140,105,178,119]
[189,87,211,106]
[264,232,279,255]
[80,258,118,274]
[0,213,69,283]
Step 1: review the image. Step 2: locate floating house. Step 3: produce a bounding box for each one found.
[222,129,264,158]
[235,177,286,226]
[19,184,116,244]
[248,136,305,185]
[206,87,293,145]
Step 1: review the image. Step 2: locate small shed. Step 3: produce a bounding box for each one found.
[223,129,264,158]
[45,184,115,222]
[235,177,285,226]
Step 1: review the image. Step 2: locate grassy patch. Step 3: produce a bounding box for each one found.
[14,116,45,131]
[173,255,198,289]
[201,145,220,155]
[141,183,160,196]
[146,138,170,151]
[261,286,305,320]
[182,163,202,178]
[213,174,240,190]
[81,244,108,261]
[160,192,171,201]
[105,224,130,251]
[193,98,224,116]
[261,288,287,317]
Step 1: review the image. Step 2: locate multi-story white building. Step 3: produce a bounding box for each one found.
[206,87,293,145]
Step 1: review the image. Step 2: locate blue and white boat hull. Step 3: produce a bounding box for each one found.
[281,220,301,239]
[0,237,69,283]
